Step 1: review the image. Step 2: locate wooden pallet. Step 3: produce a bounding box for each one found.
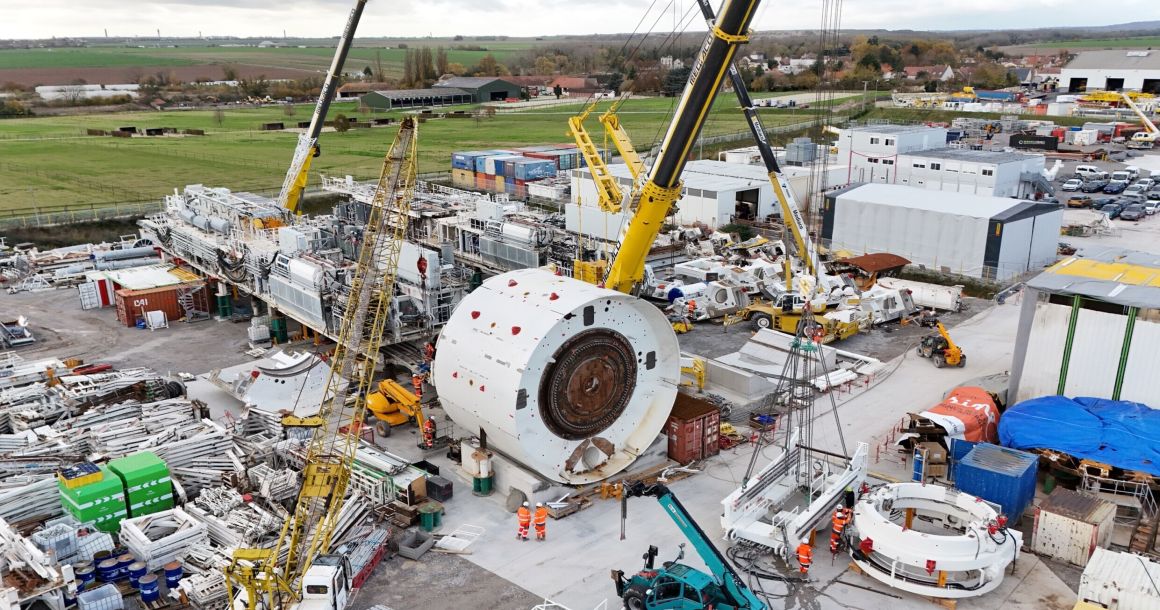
[847,561,956,609]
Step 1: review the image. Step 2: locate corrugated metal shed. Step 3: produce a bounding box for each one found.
[101,265,183,291]
[834,183,1027,218]
[1028,249,1160,309]
[1079,547,1160,609]
[1040,488,1114,522]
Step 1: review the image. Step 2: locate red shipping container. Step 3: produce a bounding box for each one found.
[115,284,207,327]
[666,393,722,464]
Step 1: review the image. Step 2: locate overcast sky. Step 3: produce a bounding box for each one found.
[0,0,1153,40]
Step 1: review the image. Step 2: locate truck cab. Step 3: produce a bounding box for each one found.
[297,555,351,610]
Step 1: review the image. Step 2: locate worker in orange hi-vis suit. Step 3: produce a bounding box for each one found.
[411,373,424,398]
[533,502,549,541]
[686,299,697,317]
[796,539,813,575]
[830,505,850,554]
[516,502,531,541]
[422,417,436,449]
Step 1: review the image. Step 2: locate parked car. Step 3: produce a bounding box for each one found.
[1120,204,1146,221]
[1123,192,1147,205]
[1144,201,1158,216]
[1147,191,1160,202]
[1067,196,1094,208]
[1104,180,1129,194]
[1124,184,1147,196]
[1101,203,1123,219]
[1082,180,1109,193]
[1061,178,1084,192]
[1091,197,1117,209]
[1058,242,1077,255]
[1137,178,1156,190]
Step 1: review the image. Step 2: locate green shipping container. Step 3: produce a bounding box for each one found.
[108,451,173,517]
[58,466,127,533]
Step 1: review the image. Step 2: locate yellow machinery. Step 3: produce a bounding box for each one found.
[916,322,965,368]
[567,93,647,215]
[277,0,368,214]
[1121,92,1159,148]
[680,356,706,391]
[365,379,424,436]
[224,117,419,610]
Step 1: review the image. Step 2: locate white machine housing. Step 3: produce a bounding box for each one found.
[433,269,680,484]
[849,482,1021,599]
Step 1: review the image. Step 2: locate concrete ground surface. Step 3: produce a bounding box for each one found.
[0,287,255,374]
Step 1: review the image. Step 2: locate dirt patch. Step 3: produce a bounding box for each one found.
[0,64,316,87]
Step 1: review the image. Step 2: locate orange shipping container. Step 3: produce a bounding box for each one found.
[666,393,721,464]
[115,285,206,327]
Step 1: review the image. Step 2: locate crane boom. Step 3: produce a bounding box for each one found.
[568,100,625,212]
[693,0,819,279]
[278,0,369,214]
[599,94,647,183]
[1123,92,1159,145]
[604,0,761,294]
[225,117,419,610]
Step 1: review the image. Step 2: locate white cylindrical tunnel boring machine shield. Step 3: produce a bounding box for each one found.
[433,268,680,484]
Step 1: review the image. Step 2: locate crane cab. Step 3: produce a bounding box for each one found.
[297,555,351,610]
[615,562,734,610]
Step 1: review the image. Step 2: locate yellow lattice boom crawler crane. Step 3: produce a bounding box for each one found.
[224,117,419,610]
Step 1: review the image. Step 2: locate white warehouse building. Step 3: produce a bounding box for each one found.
[821,183,1062,280]
[836,125,1049,198]
[569,160,778,237]
[1060,49,1160,94]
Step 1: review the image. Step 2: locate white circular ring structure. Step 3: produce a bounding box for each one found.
[849,482,1021,599]
[433,269,680,484]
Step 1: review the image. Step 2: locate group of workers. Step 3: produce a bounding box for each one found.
[516,501,549,541]
[797,490,859,578]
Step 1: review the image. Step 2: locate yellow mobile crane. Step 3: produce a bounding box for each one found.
[277,0,369,214]
[599,0,763,295]
[567,94,648,214]
[1122,92,1160,149]
[224,117,419,610]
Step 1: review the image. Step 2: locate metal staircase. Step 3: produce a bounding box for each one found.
[176,284,211,322]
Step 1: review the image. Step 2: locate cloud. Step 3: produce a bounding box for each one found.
[1,0,1157,38]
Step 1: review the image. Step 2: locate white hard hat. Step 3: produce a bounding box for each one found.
[522,501,529,507]
[536,502,543,507]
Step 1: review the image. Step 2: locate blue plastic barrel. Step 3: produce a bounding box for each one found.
[139,575,160,602]
[75,566,95,587]
[127,562,147,588]
[164,561,183,588]
[96,558,119,582]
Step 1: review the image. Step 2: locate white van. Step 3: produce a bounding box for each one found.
[1074,165,1101,178]
[1124,166,1141,180]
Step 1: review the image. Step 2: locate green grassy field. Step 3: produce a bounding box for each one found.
[0,48,198,69]
[0,95,842,212]
[860,107,1090,127]
[1026,36,1160,49]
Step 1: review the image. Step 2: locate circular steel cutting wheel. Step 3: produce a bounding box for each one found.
[538,328,637,440]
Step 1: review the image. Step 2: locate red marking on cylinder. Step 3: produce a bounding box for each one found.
[250,370,260,379]
[479,385,486,392]
[512,326,521,335]
[471,311,480,319]
[508,279,518,287]
[549,292,559,301]
[451,371,458,378]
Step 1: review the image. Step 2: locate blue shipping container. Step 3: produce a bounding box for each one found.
[451,151,488,171]
[473,150,515,173]
[513,159,556,181]
[955,443,1037,523]
[494,155,525,177]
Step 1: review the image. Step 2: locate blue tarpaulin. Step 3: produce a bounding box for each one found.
[998,396,1160,477]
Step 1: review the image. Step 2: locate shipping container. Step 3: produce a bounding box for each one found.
[494,175,505,193]
[115,285,204,328]
[1032,488,1115,567]
[513,159,557,181]
[475,172,491,191]
[955,443,1038,523]
[1079,547,1160,609]
[666,393,721,464]
[451,151,490,171]
[1010,134,1059,151]
[473,151,516,173]
[451,168,475,189]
